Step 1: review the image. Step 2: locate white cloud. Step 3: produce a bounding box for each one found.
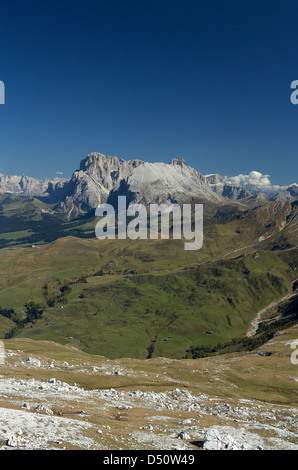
[224,171,287,193]
[56,171,64,175]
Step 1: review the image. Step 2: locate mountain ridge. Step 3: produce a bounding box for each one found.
[1,153,297,219]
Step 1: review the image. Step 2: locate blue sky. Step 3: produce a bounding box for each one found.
[0,0,297,186]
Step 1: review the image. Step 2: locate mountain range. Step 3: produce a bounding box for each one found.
[1,153,297,219]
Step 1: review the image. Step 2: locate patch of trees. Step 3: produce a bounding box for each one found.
[4,301,44,339]
[0,306,15,319]
[185,333,272,359]
[24,301,44,323]
[44,282,72,307]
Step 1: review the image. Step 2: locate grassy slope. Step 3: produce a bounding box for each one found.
[0,199,297,359]
[2,323,298,406]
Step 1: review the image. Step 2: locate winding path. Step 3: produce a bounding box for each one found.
[246,280,298,337]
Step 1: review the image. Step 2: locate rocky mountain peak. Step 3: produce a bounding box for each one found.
[1,152,297,220]
[170,157,189,167]
[77,152,144,192]
[204,174,225,185]
[288,184,298,195]
[0,172,68,198]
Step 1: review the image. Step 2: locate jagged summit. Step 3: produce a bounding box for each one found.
[0,172,68,199]
[55,152,227,218]
[0,152,296,219]
[271,183,298,201]
[79,152,144,171]
[170,157,189,166]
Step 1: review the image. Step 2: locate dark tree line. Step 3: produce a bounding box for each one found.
[3,301,44,339]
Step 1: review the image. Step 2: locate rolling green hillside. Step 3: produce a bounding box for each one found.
[0,198,297,359]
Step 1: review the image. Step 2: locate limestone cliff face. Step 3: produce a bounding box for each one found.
[205,174,253,200]
[204,174,225,185]
[271,184,298,201]
[47,153,298,219]
[56,153,227,218]
[79,153,143,192]
[55,153,144,218]
[1,153,296,220]
[0,173,68,199]
[110,158,223,206]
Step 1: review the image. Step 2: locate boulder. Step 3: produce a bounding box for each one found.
[27,357,41,367]
[203,428,240,450]
[7,436,18,447]
[177,431,191,440]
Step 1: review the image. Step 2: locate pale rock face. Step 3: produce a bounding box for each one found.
[116,159,223,205]
[0,173,68,199]
[54,153,226,218]
[55,153,145,218]
[79,153,143,192]
[205,174,225,185]
[1,152,296,219]
[271,184,298,201]
[205,173,252,200]
[37,153,298,218]
[221,184,252,200]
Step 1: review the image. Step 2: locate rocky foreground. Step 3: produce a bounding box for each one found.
[0,329,297,451]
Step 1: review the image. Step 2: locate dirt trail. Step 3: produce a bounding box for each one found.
[246,280,298,337]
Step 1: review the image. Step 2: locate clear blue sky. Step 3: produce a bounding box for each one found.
[0,0,297,185]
